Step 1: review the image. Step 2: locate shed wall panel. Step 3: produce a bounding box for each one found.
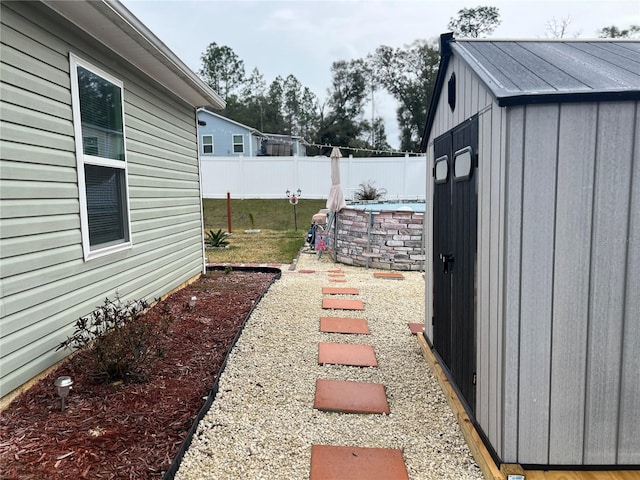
[584,103,635,464]
[548,103,597,464]
[617,104,640,463]
[0,1,204,397]
[477,108,492,435]
[502,106,524,462]
[517,105,559,464]
[489,103,506,456]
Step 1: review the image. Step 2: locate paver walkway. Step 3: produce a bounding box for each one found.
[311,268,409,479]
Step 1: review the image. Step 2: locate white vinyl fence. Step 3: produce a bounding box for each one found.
[200,154,427,200]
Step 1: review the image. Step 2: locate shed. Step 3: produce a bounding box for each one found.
[0,0,225,398]
[420,34,640,469]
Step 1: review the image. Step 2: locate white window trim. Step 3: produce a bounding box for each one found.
[202,135,214,155]
[70,53,132,261]
[232,134,244,154]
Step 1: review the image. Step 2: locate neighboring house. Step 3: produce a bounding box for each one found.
[0,0,225,398]
[420,35,639,469]
[197,108,307,157]
[197,108,264,157]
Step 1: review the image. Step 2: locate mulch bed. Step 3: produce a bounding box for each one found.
[0,270,278,479]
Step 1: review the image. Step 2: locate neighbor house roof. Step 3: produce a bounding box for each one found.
[41,0,225,110]
[197,108,267,137]
[421,34,640,151]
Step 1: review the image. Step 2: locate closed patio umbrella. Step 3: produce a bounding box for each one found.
[326,147,346,212]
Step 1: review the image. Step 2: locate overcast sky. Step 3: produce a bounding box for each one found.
[122,0,640,149]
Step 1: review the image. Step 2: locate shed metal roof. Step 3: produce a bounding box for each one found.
[453,39,640,105]
[421,35,640,151]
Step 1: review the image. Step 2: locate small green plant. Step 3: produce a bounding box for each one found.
[353,180,387,201]
[224,266,233,274]
[57,294,173,384]
[205,229,230,248]
[248,213,255,229]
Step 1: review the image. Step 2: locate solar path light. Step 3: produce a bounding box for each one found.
[54,376,73,412]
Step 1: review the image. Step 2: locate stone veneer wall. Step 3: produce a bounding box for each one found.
[330,208,425,271]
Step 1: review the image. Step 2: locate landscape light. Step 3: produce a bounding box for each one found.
[189,296,197,309]
[54,376,73,412]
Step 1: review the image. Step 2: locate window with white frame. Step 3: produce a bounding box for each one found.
[232,134,244,154]
[70,54,131,260]
[202,135,214,154]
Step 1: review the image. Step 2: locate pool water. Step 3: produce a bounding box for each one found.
[349,202,426,212]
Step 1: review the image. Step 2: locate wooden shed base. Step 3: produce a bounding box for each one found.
[415,333,639,480]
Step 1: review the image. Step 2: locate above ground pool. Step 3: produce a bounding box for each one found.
[328,202,426,271]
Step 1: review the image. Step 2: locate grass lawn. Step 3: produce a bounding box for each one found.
[202,198,327,264]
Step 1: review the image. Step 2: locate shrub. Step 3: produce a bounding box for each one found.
[205,229,230,248]
[57,294,173,384]
[353,180,387,201]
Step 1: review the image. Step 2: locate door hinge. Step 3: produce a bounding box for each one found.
[472,373,477,385]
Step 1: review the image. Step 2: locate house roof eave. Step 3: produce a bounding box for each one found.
[41,0,226,110]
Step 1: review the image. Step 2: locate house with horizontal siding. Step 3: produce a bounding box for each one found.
[0,0,225,398]
[420,34,639,470]
[197,108,308,157]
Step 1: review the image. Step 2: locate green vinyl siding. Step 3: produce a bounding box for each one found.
[0,1,205,397]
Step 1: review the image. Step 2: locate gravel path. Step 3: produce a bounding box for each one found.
[175,252,483,480]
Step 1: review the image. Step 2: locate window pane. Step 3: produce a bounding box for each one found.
[435,156,448,183]
[77,66,124,161]
[203,135,213,154]
[85,164,128,246]
[454,148,472,180]
[233,134,244,153]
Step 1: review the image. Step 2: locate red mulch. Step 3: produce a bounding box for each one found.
[0,270,278,479]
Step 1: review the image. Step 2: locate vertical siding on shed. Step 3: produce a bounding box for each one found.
[516,105,559,464]
[502,106,525,463]
[502,101,640,466]
[617,104,640,463]
[476,100,507,456]
[584,102,636,464]
[0,2,204,397]
[548,103,597,464]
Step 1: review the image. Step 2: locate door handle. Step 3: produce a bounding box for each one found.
[440,253,454,273]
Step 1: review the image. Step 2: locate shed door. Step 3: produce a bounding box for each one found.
[432,116,478,414]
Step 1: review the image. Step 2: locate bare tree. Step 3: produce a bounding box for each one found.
[545,16,581,38]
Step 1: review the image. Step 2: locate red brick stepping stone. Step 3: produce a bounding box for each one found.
[310,444,409,480]
[320,317,369,334]
[408,323,423,335]
[318,343,377,367]
[328,269,343,273]
[328,273,345,277]
[322,298,364,311]
[329,279,347,283]
[299,269,316,274]
[322,287,359,295]
[314,379,389,414]
[373,272,404,279]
